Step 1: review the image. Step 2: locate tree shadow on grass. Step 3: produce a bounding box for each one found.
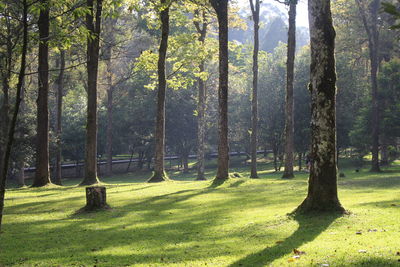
[229,213,343,267]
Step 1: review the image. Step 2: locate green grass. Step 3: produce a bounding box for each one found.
[1,161,400,266]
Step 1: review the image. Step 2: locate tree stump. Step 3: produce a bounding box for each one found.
[84,186,109,211]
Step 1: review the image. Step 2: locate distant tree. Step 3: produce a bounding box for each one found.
[210,0,229,182]
[81,0,103,185]
[355,0,381,172]
[282,0,297,179]
[249,0,260,178]
[53,50,65,185]
[193,8,209,181]
[295,0,345,213]
[33,0,52,187]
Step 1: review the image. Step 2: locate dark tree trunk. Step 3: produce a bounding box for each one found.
[81,0,103,185]
[210,0,230,182]
[298,152,302,171]
[194,10,208,181]
[0,0,28,232]
[249,0,260,178]
[0,12,13,169]
[282,1,297,179]
[295,0,345,214]
[33,0,51,187]
[355,0,381,172]
[53,50,65,185]
[149,0,170,183]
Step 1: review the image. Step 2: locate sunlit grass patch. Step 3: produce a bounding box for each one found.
[1,162,399,266]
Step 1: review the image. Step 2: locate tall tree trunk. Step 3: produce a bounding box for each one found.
[148,0,170,182]
[16,159,25,187]
[81,0,103,185]
[53,50,65,185]
[211,0,229,182]
[33,0,51,187]
[0,0,28,232]
[282,1,297,179]
[295,0,345,213]
[104,17,116,177]
[355,0,381,172]
[106,84,113,176]
[194,11,208,181]
[249,0,260,178]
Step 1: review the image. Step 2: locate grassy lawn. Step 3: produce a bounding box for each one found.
[1,161,399,266]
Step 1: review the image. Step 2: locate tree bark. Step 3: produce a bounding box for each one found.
[194,10,208,181]
[355,0,381,172]
[295,0,345,213]
[0,11,13,169]
[83,186,109,211]
[211,0,230,182]
[249,0,260,178]
[53,50,65,185]
[104,17,116,177]
[0,0,28,232]
[81,0,103,185]
[16,159,25,187]
[282,1,297,179]
[33,0,51,187]
[148,0,170,183]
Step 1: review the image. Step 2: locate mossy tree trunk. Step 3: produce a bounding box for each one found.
[210,0,230,182]
[0,0,28,232]
[296,0,345,213]
[355,0,381,172]
[282,1,297,179]
[194,10,208,181]
[81,0,103,186]
[249,0,260,179]
[33,0,51,187]
[149,0,170,183]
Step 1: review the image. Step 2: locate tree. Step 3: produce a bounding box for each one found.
[210,0,229,182]
[282,0,297,179]
[53,50,65,185]
[193,8,208,181]
[355,0,381,172]
[295,0,345,213]
[81,0,103,185]
[32,0,51,187]
[103,16,117,177]
[148,0,172,182]
[249,0,260,178]
[0,0,29,232]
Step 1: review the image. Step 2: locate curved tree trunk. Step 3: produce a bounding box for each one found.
[81,0,103,186]
[194,10,208,181]
[53,50,65,185]
[295,0,345,213]
[211,0,230,182]
[282,1,296,179]
[249,0,260,178]
[33,0,51,187]
[0,0,28,232]
[149,0,170,183]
